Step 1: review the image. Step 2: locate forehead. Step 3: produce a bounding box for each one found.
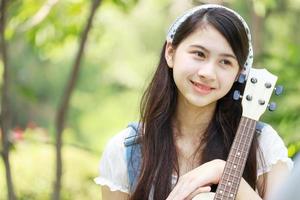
[178,24,234,55]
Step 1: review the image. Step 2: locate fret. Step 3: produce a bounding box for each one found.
[225,160,243,169]
[235,127,255,138]
[215,184,240,200]
[231,140,252,153]
[222,173,239,181]
[226,149,249,167]
[239,124,256,131]
[234,133,253,143]
[230,142,253,159]
[215,192,236,199]
[218,180,239,189]
[228,148,251,161]
[238,132,253,142]
[231,147,249,154]
[228,151,247,160]
[227,153,247,161]
[214,187,238,200]
[212,69,278,200]
[234,131,254,141]
[214,117,257,200]
[225,160,244,171]
[221,171,240,182]
[231,140,251,150]
[219,179,240,190]
[221,173,243,185]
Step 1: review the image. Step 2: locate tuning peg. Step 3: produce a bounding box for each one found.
[238,74,246,84]
[268,102,277,111]
[233,90,241,100]
[275,85,284,96]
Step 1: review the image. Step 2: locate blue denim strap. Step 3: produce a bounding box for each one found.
[123,121,264,193]
[124,122,142,192]
[255,121,265,134]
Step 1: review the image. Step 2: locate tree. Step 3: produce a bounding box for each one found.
[52,0,102,199]
[0,0,17,199]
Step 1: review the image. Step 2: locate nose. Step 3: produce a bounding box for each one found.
[197,60,217,81]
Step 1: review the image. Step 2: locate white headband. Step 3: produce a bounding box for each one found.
[166,4,253,80]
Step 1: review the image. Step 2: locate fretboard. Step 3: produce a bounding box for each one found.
[213,117,257,200]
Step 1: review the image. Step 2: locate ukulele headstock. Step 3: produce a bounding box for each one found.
[234,68,282,120]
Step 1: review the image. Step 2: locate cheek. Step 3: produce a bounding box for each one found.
[172,68,187,89]
[172,65,196,87]
[173,56,198,75]
[173,60,193,78]
[219,73,237,91]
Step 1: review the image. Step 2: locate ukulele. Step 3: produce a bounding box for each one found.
[192,68,282,200]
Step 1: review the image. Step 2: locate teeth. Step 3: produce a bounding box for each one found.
[192,81,199,86]
[193,81,206,87]
[191,81,212,90]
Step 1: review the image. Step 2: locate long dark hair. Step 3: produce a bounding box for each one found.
[130,7,263,200]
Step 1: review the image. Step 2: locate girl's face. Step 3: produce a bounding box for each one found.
[165,24,240,108]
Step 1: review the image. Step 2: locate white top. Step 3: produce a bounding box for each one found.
[94,124,293,194]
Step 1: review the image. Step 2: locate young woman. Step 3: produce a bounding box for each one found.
[95,4,293,200]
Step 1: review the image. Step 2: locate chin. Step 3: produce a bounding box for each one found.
[187,98,217,108]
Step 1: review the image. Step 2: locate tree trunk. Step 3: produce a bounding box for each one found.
[0,0,17,199]
[52,0,102,199]
[249,0,265,57]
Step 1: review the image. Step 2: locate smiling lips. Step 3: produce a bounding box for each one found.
[190,80,214,95]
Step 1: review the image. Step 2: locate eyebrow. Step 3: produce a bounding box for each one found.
[190,44,237,60]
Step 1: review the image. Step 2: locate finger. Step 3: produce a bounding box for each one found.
[166,182,187,200]
[166,181,193,200]
[185,186,211,200]
[167,177,206,200]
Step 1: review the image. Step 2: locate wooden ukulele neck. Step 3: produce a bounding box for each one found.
[213,117,257,200]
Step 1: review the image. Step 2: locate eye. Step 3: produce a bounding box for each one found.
[220,59,232,66]
[192,51,205,58]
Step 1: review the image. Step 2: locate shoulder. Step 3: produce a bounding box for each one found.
[257,122,287,154]
[106,127,133,151]
[256,122,293,176]
[94,127,133,193]
[257,122,283,147]
[99,127,133,163]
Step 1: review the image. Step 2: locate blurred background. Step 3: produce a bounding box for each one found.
[0,0,299,199]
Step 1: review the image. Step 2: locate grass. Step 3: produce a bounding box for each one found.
[0,141,101,200]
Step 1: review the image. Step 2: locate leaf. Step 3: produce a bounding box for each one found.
[110,0,139,12]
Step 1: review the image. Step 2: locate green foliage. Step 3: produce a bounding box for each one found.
[109,0,140,12]
[252,0,277,16]
[258,3,300,146]
[288,141,300,158]
[230,0,300,156]
[0,141,100,200]
[1,0,300,198]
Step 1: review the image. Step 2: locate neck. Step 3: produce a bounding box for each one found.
[173,97,216,139]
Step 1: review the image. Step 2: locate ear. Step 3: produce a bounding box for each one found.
[165,42,175,68]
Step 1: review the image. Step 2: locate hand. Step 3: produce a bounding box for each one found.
[166,159,226,200]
